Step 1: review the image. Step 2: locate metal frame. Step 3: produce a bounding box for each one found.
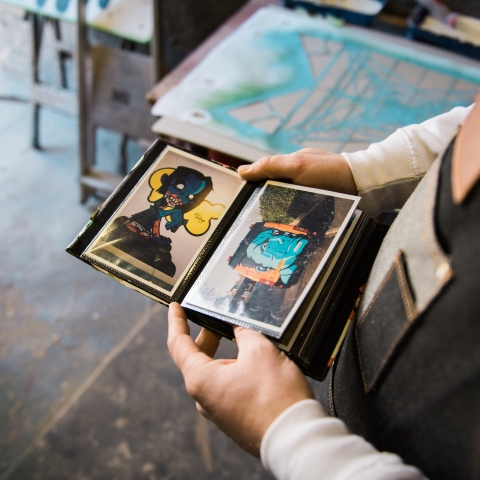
[30,12,77,149]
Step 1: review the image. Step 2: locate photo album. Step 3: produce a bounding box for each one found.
[67,140,388,380]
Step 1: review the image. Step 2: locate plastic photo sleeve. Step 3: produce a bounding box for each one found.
[82,145,246,297]
[183,181,360,338]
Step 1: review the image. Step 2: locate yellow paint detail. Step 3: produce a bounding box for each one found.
[275,259,286,273]
[148,168,175,202]
[184,201,225,235]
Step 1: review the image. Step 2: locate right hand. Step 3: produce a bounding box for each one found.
[238,148,357,195]
[167,303,315,458]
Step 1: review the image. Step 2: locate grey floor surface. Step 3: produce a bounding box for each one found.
[0,5,273,479]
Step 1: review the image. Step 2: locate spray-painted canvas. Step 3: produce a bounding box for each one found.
[152,6,480,155]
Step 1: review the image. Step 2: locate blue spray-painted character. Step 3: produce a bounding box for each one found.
[104,166,224,278]
[122,166,225,245]
[158,168,213,231]
[246,229,309,285]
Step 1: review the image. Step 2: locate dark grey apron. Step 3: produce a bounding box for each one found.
[319,138,480,480]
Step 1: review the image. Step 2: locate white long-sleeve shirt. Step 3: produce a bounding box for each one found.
[260,105,473,480]
[262,400,425,480]
[344,105,473,217]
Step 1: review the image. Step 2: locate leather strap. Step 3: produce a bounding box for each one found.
[452,95,480,204]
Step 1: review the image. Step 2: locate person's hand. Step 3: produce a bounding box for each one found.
[167,303,314,457]
[238,149,357,195]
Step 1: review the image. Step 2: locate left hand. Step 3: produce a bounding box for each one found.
[167,303,314,457]
[238,149,357,195]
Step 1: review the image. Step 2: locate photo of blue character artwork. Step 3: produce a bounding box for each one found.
[248,226,309,283]
[189,183,351,328]
[227,184,337,294]
[228,222,316,288]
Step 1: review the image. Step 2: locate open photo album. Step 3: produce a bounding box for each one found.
[67,140,388,380]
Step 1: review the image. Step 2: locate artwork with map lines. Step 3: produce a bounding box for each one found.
[152,6,480,155]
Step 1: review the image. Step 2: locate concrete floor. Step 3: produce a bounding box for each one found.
[0,6,273,479]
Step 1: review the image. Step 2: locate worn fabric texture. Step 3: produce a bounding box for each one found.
[357,156,451,320]
[320,138,480,480]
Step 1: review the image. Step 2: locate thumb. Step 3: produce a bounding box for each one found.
[233,326,277,357]
[238,155,292,182]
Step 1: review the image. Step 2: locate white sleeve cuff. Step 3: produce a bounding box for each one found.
[342,105,473,217]
[261,399,426,480]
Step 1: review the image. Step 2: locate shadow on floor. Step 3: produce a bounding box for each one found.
[0,78,272,480]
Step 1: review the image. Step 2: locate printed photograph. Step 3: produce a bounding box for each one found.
[83,146,245,295]
[184,181,359,337]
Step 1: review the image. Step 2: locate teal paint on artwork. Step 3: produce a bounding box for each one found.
[152,7,480,155]
[206,30,316,151]
[204,31,313,110]
[201,25,480,154]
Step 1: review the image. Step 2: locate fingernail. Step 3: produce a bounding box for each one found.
[238,164,251,173]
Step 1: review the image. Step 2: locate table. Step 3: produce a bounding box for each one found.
[1,0,153,42]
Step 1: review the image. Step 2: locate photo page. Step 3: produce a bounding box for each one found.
[83,146,245,296]
[183,181,360,338]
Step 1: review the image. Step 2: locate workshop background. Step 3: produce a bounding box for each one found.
[1,0,479,479]
[0,2,277,479]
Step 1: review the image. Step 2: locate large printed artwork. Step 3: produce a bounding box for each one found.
[152,6,480,155]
